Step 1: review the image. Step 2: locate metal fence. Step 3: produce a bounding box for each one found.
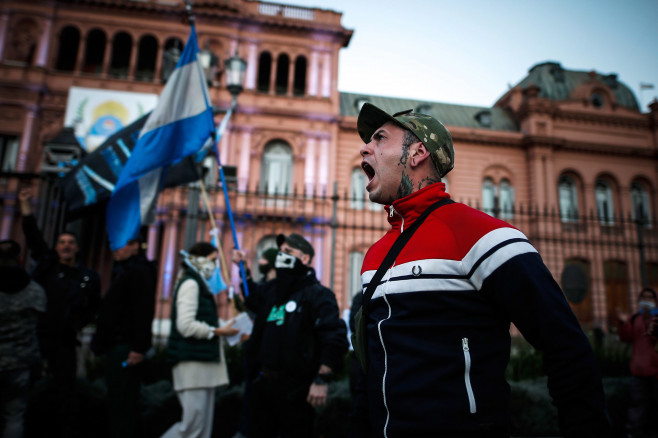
[3,173,656,332]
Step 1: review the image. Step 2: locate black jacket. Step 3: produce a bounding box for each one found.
[92,254,157,355]
[22,215,100,352]
[244,268,348,384]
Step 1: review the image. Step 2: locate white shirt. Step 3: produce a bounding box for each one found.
[171,278,229,391]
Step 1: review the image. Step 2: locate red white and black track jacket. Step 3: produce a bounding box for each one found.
[350,183,610,438]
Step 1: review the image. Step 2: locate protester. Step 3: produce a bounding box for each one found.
[161,241,240,438]
[0,240,46,438]
[349,103,611,437]
[232,234,348,438]
[18,188,100,437]
[91,238,157,438]
[232,246,278,438]
[616,288,658,438]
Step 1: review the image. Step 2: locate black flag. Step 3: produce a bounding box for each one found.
[59,112,203,213]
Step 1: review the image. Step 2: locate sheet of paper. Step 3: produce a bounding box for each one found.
[224,312,253,346]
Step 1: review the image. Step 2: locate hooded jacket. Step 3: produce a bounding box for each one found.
[351,183,609,438]
[244,266,348,384]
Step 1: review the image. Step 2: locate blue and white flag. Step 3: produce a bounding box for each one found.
[106,25,215,251]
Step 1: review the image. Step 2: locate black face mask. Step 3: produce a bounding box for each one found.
[274,251,306,275]
[258,263,272,276]
[274,251,308,300]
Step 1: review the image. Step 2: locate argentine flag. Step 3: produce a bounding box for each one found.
[106,26,215,251]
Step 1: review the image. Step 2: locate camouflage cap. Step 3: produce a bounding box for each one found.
[357,103,455,177]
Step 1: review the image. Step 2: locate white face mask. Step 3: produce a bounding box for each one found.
[198,258,216,279]
[275,251,298,270]
[638,300,656,310]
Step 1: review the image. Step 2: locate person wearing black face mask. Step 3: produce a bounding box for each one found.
[257,248,278,282]
[232,234,348,438]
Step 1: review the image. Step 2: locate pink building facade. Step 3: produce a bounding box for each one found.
[1,0,657,331]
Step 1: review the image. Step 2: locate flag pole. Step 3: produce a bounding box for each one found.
[183,0,250,296]
[198,178,231,282]
[211,101,251,296]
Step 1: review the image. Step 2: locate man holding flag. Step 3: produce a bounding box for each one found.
[94,24,217,438]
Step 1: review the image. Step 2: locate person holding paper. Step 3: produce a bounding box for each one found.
[162,242,240,438]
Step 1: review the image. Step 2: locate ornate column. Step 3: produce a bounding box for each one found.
[101,38,112,77]
[308,51,319,96]
[75,30,86,75]
[128,40,139,81]
[35,17,53,67]
[16,108,37,172]
[287,56,295,96]
[0,13,9,62]
[154,40,163,83]
[237,129,252,191]
[304,137,317,195]
[269,55,278,95]
[318,137,329,193]
[245,42,257,90]
[321,52,331,98]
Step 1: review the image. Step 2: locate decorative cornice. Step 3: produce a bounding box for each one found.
[553,108,649,130]
[523,135,658,158]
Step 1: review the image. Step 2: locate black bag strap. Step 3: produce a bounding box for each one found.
[362,198,454,314]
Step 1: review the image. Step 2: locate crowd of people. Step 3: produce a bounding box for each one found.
[1,103,657,438]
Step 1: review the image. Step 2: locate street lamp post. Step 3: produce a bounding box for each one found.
[224,52,247,108]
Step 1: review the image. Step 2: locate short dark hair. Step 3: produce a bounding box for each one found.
[57,231,78,243]
[188,241,217,257]
[639,287,657,300]
[402,129,420,147]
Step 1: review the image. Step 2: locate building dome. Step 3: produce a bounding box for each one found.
[513,61,639,111]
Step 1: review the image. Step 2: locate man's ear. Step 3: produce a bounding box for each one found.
[410,142,432,168]
[300,253,311,266]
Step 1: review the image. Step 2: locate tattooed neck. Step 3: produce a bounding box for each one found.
[418,176,441,191]
[397,172,414,198]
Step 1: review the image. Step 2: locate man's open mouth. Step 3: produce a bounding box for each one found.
[362,162,375,181]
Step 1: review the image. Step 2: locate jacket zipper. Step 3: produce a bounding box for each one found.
[389,205,405,232]
[462,337,477,414]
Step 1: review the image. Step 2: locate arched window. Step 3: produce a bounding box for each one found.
[109,32,132,79]
[350,168,366,210]
[558,175,579,222]
[293,55,307,96]
[260,141,293,195]
[595,179,615,225]
[161,38,183,82]
[499,179,514,219]
[82,28,106,75]
[631,181,652,227]
[482,177,495,216]
[348,251,364,299]
[275,53,290,95]
[55,26,80,71]
[135,35,157,82]
[257,51,272,92]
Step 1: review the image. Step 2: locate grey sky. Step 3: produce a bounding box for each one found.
[281,0,658,111]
